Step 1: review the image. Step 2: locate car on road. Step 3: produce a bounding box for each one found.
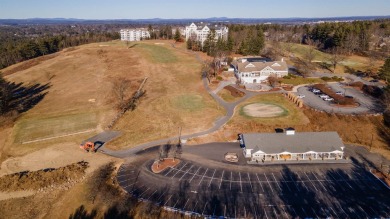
[298,94,305,98]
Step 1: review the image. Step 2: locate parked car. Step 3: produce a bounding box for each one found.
[370,79,379,83]
[323,97,334,101]
[298,94,305,98]
[319,94,329,99]
[335,91,343,95]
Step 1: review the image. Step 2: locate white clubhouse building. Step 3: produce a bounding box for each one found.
[233,57,288,84]
[120,29,150,41]
[240,129,345,162]
[185,23,228,45]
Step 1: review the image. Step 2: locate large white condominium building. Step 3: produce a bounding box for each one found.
[185,23,228,45]
[120,29,150,41]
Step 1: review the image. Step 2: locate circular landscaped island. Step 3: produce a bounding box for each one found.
[241,103,287,118]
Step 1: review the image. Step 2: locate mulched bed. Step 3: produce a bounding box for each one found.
[224,85,245,97]
[151,158,180,173]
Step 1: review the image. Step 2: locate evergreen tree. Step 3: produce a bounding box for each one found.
[186,38,192,50]
[379,57,390,82]
[174,29,181,42]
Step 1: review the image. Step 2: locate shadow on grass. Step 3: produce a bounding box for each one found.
[1,81,50,115]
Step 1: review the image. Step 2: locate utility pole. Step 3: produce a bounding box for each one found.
[178,126,182,145]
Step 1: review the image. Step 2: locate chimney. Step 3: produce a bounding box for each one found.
[285,127,295,135]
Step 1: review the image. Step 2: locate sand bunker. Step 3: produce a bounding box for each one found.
[242,103,285,118]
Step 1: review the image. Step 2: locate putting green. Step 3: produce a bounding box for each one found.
[241,103,286,118]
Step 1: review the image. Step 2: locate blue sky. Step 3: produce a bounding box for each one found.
[1,0,389,19]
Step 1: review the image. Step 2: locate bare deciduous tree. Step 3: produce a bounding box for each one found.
[112,78,131,110]
[328,47,345,73]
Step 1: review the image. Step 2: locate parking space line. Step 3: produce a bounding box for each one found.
[311,207,319,218]
[247,173,253,192]
[301,207,308,218]
[198,168,208,185]
[256,173,264,192]
[156,190,167,202]
[272,207,279,219]
[358,205,369,218]
[183,199,189,209]
[219,170,224,189]
[192,201,198,212]
[230,172,233,190]
[164,194,173,206]
[147,189,158,200]
[304,172,318,191]
[202,202,208,215]
[208,169,216,187]
[130,185,146,193]
[189,166,201,183]
[329,206,337,217]
[311,171,327,191]
[117,172,137,178]
[118,177,137,184]
[138,187,150,198]
[173,199,179,208]
[281,206,288,218]
[291,208,298,217]
[164,168,174,176]
[334,170,353,189]
[264,173,274,193]
[264,209,269,219]
[271,173,282,191]
[336,203,349,218]
[239,172,243,192]
[288,174,300,191]
[179,165,193,181]
[296,173,309,190]
[327,171,346,191]
[171,163,188,178]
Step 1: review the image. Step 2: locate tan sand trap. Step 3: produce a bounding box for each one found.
[243,103,285,117]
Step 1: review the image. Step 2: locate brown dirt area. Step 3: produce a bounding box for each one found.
[151,158,180,173]
[224,85,244,97]
[0,161,88,192]
[242,103,285,118]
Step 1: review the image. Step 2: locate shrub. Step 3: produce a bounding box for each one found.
[321,76,331,81]
[283,75,291,79]
[216,76,223,81]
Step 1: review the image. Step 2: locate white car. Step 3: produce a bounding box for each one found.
[319,94,329,99]
[323,97,334,101]
[298,94,305,98]
[335,91,343,95]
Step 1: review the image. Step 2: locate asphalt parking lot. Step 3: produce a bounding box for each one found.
[297,84,379,114]
[118,153,390,218]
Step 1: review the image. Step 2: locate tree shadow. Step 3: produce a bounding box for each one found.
[68,205,97,219]
[1,80,50,115]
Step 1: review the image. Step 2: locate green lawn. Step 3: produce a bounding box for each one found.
[172,94,205,112]
[137,43,178,63]
[13,112,97,143]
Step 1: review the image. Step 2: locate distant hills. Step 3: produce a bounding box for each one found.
[1,16,390,25]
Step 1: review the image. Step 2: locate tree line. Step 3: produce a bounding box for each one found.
[0,32,119,69]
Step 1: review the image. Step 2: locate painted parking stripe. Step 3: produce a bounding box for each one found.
[138,187,150,197]
[239,172,243,192]
[301,207,308,218]
[271,173,282,191]
[164,194,173,206]
[230,172,233,190]
[183,199,190,209]
[192,201,198,212]
[272,207,279,219]
[256,173,264,192]
[264,209,269,219]
[202,202,208,215]
[208,169,216,187]
[295,173,309,191]
[264,173,274,193]
[311,171,327,191]
[219,170,224,189]
[156,190,167,202]
[118,177,137,184]
[288,174,300,191]
[304,172,318,191]
[247,173,253,192]
[164,168,174,176]
[173,199,179,208]
[335,171,354,189]
[329,206,338,218]
[147,189,158,200]
[327,171,346,191]
[117,172,137,178]
[198,168,208,185]
[189,166,201,183]
[171,162,188,178]
[179,165,193,181]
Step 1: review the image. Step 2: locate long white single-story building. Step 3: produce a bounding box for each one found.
[240,129,345,162]
[233,57,288,84]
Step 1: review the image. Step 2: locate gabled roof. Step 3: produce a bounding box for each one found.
[236,60,287,72]
[242,132,344,154]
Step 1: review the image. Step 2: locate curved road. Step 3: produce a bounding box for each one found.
[100,45,262,158]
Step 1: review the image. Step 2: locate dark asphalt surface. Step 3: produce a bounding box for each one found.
[117,143,390,218]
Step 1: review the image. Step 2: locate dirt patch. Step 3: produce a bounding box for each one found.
[151,158,180,173]
[0,161,88,192]
[224,85,244,97]
[242,103,286,118]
